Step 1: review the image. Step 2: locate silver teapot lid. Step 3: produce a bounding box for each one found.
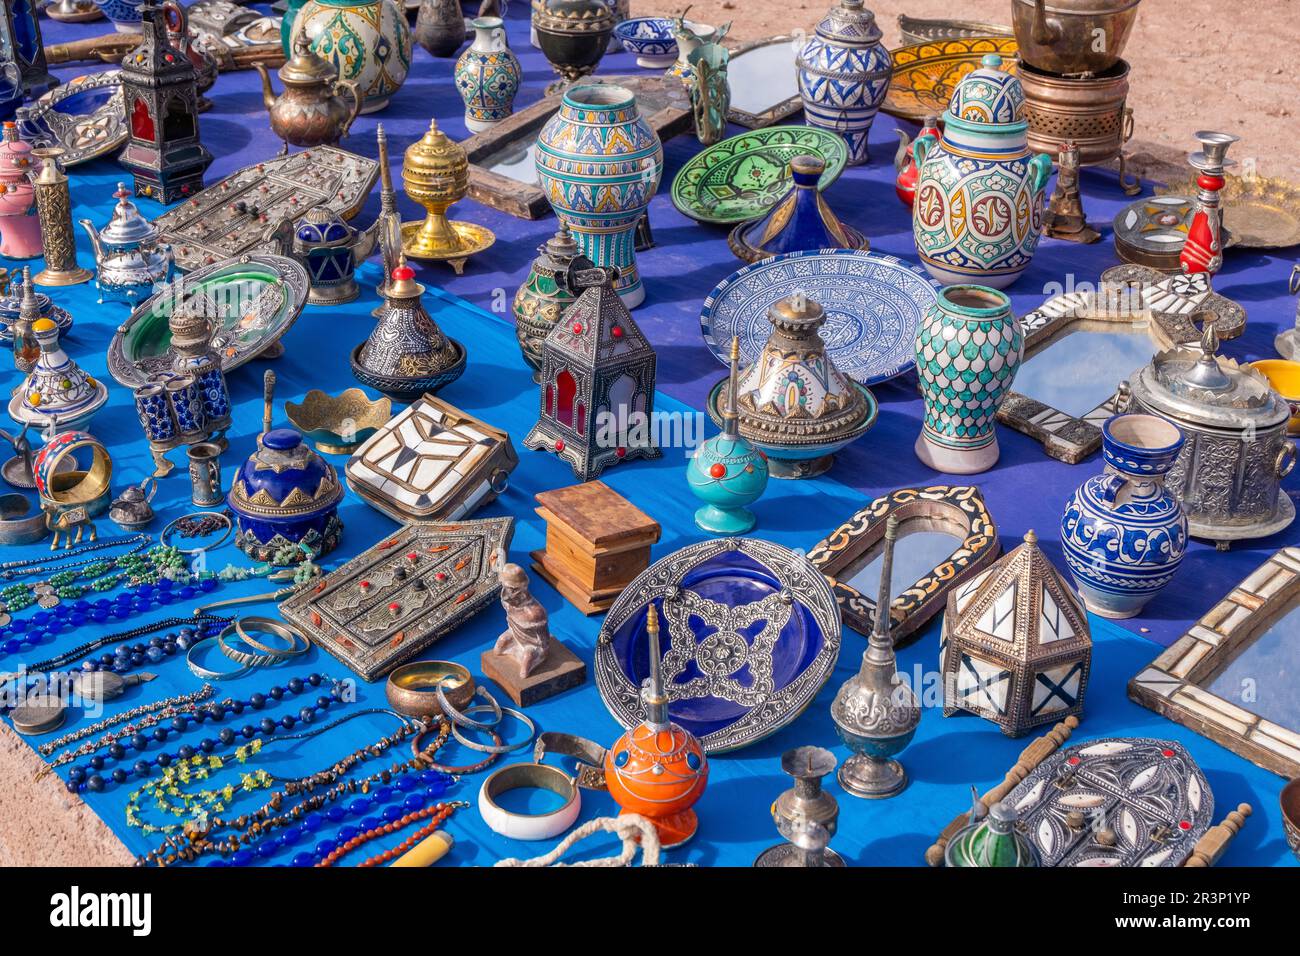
[98,183,160,245]
[1131,320,1289,431]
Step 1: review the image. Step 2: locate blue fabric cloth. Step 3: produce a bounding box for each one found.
[0,4,1292,866]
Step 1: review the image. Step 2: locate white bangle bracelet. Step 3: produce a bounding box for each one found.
[478,763,581,842]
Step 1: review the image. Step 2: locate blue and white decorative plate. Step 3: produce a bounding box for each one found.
[595,537,841,753]
[700,249,942,385]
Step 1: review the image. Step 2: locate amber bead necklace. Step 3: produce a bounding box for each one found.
[319,799,468,867]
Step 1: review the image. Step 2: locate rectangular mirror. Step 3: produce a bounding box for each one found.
[726,35,802,129]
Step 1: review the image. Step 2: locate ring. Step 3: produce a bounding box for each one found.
[161,511,233,555]
[451,703,536,755]
[217,624,282,668]
[234,617,309,658]
[0,494,48,545]
[186,634,253,680]
[386,661,474,719]
[478,763,580,841]
[437,683,501,731]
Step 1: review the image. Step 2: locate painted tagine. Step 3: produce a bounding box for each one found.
[912,54,1053,288]
[455,17,522,133]
[1061,413,1188,619]
[796,0,893,166]
[512,223,584,381]
[536,83,663,308]
[8,317,109,438]
[728,154,869,263]
[228,427,344,565]
[914,284,1023,474]
[293,0,412,114]
[0,121,41,260]
[255,35,362,149]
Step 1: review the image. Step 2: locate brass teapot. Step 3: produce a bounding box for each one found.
[255,36,362,151]
[1011,0,1141,75]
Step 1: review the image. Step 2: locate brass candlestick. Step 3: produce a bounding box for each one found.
[399,119,495,275]
[830,514,921,798]
[31,148,93,287]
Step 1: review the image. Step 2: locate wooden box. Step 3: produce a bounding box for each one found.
[530,482,660,614]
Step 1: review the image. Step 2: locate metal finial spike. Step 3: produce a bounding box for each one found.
[1024,528,1037,546]
[262,369,276,439]
[643,602,668,727]
[723,335,740,434]
[872,515,899,643]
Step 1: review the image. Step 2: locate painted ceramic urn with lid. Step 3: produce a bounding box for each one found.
[293,0,412,114]
[796,0,893,166]
[0,121,42,260]
[1120,321,1296,547]
[1061,413,1187,618]
[912,55,1053,289]
[8,317,109,438]
[707,294,878,479]
[77,183,174,306]
[536,83,663,308]
[228,427,344,565]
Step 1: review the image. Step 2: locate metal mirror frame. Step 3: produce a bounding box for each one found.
[807,485,999,648]
[998,264,1248,465]
[462,75,693,220]
[724,34,803,129]
[1128,546,1300,779]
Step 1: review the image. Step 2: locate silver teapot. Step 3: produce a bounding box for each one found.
[78,183,175,307]
[108,479,157,532]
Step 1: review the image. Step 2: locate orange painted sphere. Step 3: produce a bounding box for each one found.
[604,722,708,819]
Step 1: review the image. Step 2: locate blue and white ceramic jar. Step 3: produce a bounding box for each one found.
[228,428,345,566]
[912,54,1053,289]
[93,0,145,31]
[796,0,892,166]
[1061,414,1188,619]
[454,17,522,133]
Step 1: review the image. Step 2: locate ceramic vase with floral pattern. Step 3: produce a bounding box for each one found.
[454,17,522,133]
[294,0,412,114]
[912,54,1053,289]
[535,83,663,308]
[1061,414,1188,619]
[914,284,1022,474]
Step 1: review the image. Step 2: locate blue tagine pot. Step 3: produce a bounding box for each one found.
[1060,413,1188,619]
[228,428,344,565]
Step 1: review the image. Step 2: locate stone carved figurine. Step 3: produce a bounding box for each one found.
[492,563,553,678]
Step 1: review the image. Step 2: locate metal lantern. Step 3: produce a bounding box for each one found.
[116,2,213,203]
[523,263,660,481]
[0,0,56,98]
[940,529,1092,737]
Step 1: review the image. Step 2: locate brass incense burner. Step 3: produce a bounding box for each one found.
[400,119,495,274]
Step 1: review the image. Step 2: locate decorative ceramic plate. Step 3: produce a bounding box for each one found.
[701,249,941,385]
[882,37,1020,123]
[106,254,310,388]
[14,71,127,167]
[595,537,841,754]
[1156,174,1300,249]
[670,127,848,224]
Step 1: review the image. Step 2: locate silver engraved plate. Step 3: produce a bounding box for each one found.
[595,538,842,753]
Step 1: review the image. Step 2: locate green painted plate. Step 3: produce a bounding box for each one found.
[671,127,849,225]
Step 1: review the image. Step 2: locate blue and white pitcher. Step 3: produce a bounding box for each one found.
[912,54,1052,289]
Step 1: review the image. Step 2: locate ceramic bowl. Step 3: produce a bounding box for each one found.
[1282,778,1300,863]
[350,339,467,405]
[285,388,393,456]
[92,0,145,31]
[613,17,681,68]
[1250,360,1300,435]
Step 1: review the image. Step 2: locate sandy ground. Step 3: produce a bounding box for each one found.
[4,0,1295,868]
[646,0,1300,181]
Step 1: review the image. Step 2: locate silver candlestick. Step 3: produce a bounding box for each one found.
[830,514,921,799]
[754,745,844,867]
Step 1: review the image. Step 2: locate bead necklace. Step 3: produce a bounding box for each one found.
[136,717,443,866]
[356,804,466,867]
[65,673,340,793]
[20,614,232,674]
[412,721,502,776]
[0,533,151,584]
[3,544,186,610]
[320,800,467,867]
[126,740,274,836]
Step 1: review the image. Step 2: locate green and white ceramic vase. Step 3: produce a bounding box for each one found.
[294,0,412,114]
[914,284,1022,475]
[912,54,1053,289]
[535,84,663,308]
[455,17,521,133]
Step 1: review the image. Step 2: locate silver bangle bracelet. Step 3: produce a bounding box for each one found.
[0,494,48,546]
[451,703,536,754]
[217,624,282,668]
[437,683,502,731]
[185,634,253,680]
[234,616,309,658]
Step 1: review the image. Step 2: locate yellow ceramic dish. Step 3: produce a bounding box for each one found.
[1250,359,1300,434]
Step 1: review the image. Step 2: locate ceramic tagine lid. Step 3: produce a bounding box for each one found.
[9,317,109,430]
[96,183,162,247]
[357,259,464,381]
[733,295,873,444]
[813,0,883,46]
[228,428,345,527]
[728,154,869,262]
[948,54,1026,126]
[1127,321,1290,433]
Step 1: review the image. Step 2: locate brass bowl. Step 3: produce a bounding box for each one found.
[285,388,393,455]
[385,661,475,719]
[1156,174,1300,250]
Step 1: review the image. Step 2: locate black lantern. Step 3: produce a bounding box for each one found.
[0,0,56,100]
[117,2,213,204]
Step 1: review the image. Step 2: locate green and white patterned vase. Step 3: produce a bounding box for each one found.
[455,17,521,133]
[535,83,663,308]
[294,0,412,114]
[912,54,1052,289]
[914,284,1022,475]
